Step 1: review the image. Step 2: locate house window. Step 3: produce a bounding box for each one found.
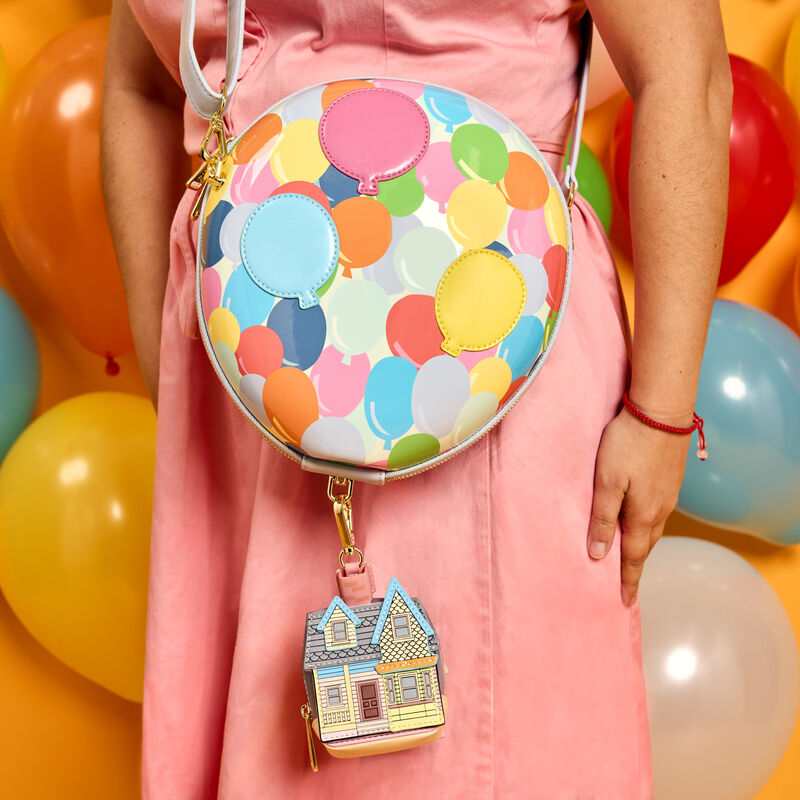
[385,677,396,704]
[400,675,419,702]
[327,686,342,705]
[332,620,348,641]
[423,670,432,699]
[392,614,410,638]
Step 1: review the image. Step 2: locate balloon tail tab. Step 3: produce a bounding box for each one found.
[105,355,120,377]
[357,178,380,196]
[298,291,320,309]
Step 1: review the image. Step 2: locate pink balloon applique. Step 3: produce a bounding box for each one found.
[319,88,430,196]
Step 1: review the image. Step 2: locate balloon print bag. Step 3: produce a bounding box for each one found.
[180,0,593,771]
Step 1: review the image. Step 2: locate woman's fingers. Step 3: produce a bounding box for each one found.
[587,466,626,561]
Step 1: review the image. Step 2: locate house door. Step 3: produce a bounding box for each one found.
[358,681,381,720]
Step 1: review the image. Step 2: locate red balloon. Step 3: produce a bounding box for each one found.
[542,245,567,310]
[270,181,331,212]
[385,295,444,368]
[610,55,800,286]
[0,17,133,358]
[235,326,283,377]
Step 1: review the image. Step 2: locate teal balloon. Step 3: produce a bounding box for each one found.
[564,140,612,234]
[423,86,472,133]
[364,356,418,449]
[497,315,545,381]
[451,123,509,183]
[377,168,424,217]
[0,288,40,461]
[678,300,800,545]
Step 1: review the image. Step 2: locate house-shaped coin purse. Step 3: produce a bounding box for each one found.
[303,577,447,759]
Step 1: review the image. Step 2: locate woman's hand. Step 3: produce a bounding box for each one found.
[587,405,692,607]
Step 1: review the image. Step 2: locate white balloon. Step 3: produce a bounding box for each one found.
[219,202,257,263]
[411,355,470,438]
[301,417,366,465]
[640,536,799,800]
[511,253,549,314]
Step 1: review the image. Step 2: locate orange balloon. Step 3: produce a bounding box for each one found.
[231,112,282,164]
[330,196,392,278]
[496,151,549,210]
[261,367,319,444]
[321,79,374,109]
[0,16,133,359]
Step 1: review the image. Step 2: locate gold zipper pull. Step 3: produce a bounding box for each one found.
[300,704,319,772]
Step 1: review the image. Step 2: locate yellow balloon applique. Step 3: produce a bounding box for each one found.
[446,180,508,250]
[435,249,526,357]
[270,119,329,184]
[544,185,568,248]
[208,306,241,352]
[469,357,513,400]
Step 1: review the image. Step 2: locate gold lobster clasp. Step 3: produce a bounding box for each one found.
[187,86,231,219]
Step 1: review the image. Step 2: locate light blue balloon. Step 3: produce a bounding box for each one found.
[423,86,472,133]
[498,315,545,381]
[0,288,41,461]
[241,193,339,309]
[364,356,418,449]
[411,355,470,438]
[678,299,800,545]
[222,263,275,329]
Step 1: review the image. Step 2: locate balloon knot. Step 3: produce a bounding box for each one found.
[105,355,120,377]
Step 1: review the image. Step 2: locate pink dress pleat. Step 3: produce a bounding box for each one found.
[128,1,654,797]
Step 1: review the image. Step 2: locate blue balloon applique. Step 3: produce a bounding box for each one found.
[240,193,339,309]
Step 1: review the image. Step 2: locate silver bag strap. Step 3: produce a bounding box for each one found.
[179,0,593,197]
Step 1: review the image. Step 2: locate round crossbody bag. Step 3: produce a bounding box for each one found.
[180,0,593,771]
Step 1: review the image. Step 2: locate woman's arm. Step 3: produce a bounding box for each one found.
[101,0,187,409]
[582,0,733,605]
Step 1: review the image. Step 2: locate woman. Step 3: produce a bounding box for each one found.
[101,1,732,797]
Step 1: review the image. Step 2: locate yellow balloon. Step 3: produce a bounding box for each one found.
[785,13,800,115]
[207,306,240,352]
[446,179,508,249]
[435,249,526,356]
[544,185,568,248]
[469,356,512,400]
[452,392,499,445]
[270,119,329,184]
[0,392,156,703]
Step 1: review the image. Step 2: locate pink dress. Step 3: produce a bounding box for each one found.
[129,1,654,797]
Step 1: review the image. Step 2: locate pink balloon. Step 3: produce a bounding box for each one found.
[416,141,467,213]
[458,345,499,372]
[310,346,371,417]
[231,156,279,205]
[507,207,552,258]
[201,267,222,318]
[373,79,424,99]
[319,88,430,195]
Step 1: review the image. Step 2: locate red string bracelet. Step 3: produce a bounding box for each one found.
[622,391,708,461]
